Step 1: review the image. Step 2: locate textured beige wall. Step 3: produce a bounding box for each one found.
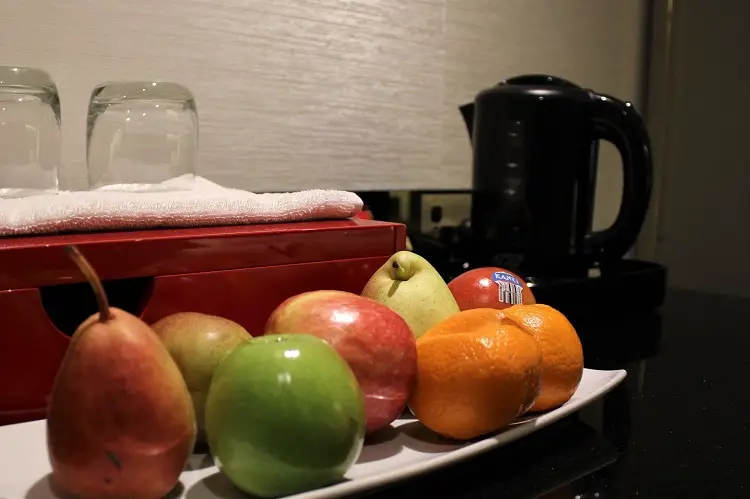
[1,0,646,222]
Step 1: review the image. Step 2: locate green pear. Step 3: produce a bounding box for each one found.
[361,251,459,337]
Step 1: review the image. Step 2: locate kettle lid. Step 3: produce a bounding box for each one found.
[475,73,586,101]
[501,74,581,88]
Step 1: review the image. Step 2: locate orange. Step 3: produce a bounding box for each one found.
[420,307,506,338]
[408,309,542,440]
[500,304,584,412]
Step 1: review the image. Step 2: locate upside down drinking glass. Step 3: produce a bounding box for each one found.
[86,81,198,191]
[0,66,61,197]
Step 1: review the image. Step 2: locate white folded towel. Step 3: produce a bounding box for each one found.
[0,175,364,237]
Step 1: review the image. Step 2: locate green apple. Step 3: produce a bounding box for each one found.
[205,334,365,498]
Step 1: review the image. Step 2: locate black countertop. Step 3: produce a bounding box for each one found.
[361,289,750,498]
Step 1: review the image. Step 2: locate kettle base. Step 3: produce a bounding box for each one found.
[527,259,667,326]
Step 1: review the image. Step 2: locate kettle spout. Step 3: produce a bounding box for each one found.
[459,102,475,143]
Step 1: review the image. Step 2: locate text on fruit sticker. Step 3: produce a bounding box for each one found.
[492,272,523,305]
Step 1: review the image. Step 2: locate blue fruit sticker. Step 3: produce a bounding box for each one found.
[492,271,524,306]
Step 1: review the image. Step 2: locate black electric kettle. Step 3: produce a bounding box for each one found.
[460,74,652,276]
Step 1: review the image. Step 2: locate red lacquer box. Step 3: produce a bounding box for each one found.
[0,219,405,426]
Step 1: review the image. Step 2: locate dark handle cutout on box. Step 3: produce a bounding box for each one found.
[39,277,154,336]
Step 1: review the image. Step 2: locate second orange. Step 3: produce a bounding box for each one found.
[408,309,542,440]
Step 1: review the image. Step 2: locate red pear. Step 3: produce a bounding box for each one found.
[265,290,417,434]
[46,246,196,499]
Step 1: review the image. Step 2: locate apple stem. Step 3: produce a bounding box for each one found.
[65,245,111,322]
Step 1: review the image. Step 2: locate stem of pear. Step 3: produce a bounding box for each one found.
[65,245,111,322]
[391,260,410,281]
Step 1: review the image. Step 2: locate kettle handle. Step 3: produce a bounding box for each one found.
[585,93,653,260]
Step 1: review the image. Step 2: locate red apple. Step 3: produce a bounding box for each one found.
[448,267,536,311]
[264,290,417,434]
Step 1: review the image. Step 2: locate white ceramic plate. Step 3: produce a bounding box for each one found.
[0,368,626,499]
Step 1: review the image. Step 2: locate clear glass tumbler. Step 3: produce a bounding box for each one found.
[0,66,61,198]
[86,81,198,190]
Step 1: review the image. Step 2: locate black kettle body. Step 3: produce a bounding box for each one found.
[461,74,652,276]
